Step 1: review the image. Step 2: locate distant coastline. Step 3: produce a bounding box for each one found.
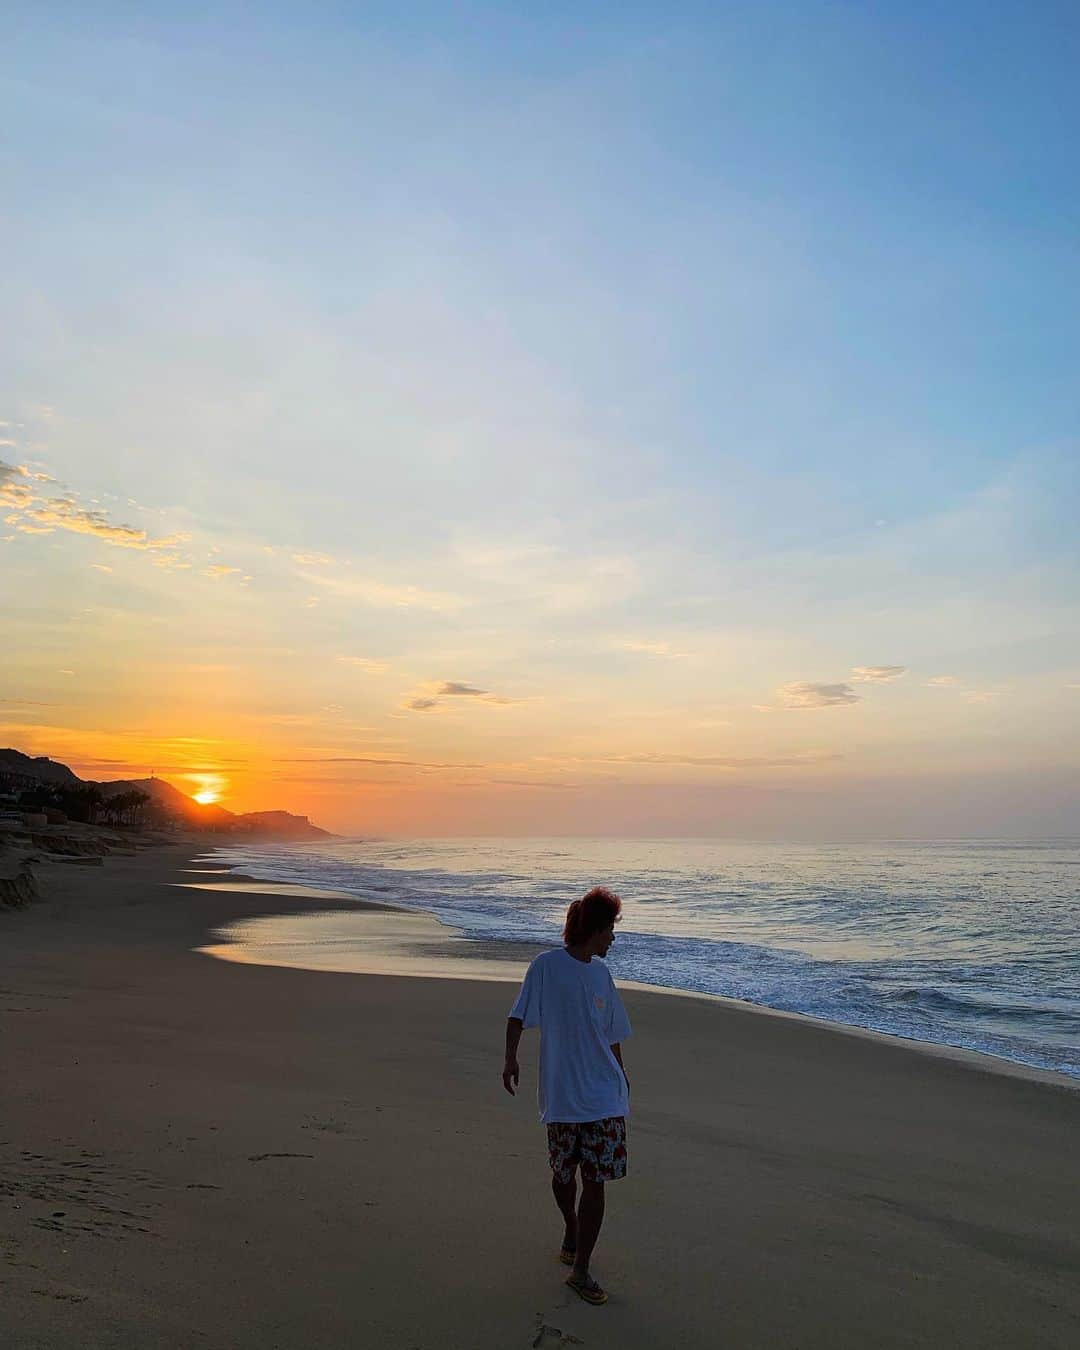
[0,746,332,840]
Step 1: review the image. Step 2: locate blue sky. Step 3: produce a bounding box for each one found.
[2,3,1078,834]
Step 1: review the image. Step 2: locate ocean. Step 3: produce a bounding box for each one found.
[208,836,1080,1081]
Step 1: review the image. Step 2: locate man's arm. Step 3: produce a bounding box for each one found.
[503,1017,523,1095]
[611,1041,630,1096]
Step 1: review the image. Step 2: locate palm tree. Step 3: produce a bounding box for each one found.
[58,784,103,824]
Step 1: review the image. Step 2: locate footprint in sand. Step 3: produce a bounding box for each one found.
[532,1323,584,1348]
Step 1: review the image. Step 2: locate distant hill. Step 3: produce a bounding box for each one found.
[95,776,235,827]
[0,749,83,788]
[234,810,334,839]
[0,749,333,840]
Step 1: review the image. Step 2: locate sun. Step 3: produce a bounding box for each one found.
[188,772,227,806]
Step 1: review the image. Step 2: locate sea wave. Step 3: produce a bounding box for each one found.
[208,837,1080,1080]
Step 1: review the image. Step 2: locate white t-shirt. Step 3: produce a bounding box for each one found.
[509,947,632,1125]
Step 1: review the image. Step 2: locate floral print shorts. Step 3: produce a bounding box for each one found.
[546,1116,628,1183]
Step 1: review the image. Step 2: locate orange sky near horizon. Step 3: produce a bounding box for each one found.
[4,450,1077,838]
[4,675,1077,839]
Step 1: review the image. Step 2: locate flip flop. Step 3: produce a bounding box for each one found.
[558,1246,576,1266]
[566,1273,608,1306]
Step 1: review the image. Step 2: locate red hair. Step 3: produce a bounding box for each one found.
[563,886,622,945]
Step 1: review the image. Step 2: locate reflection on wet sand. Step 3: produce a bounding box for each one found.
[187,879,534,983]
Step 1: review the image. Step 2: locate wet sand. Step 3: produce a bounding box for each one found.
[2,845,1078,1348]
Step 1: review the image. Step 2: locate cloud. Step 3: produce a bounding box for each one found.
[337,656,388,674]
[0,462,36,509]
[298,570,462,612]
[490,779,580,790]
[90,563,113,573]
[438,681,487,697]
[22,499,186,549]
[203,565,241,579]
[453,534,639,615]
[292,552,333,566]
[613,639,687,658]
[2,460,190,556]
[777,682,861,709]
[403,679,516,712]
[274,755,485,768]
[922,675,998,702]
[851,665,907,683]
[581,751,842,769]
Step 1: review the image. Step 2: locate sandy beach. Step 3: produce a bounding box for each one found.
[3,846,1079,1350]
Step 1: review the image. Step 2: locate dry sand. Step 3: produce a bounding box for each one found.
[2,846,1078,1349]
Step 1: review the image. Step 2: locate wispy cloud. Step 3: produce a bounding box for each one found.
[851,665,906,683]
[203,565,241,580]
[1,458,189,554]
[7,520,54,534]
[566,750,841,769]
[299,569,462,611]
[490,779,580,790]
[23,499,185,549]
[922,675,1001,704]
[613,639,687,659]
[274,755,485,768]
[337,655,388,674]
[403,679,516,712]
[1,461,36,509]
[777,682,861,709]
[453,533,640,615]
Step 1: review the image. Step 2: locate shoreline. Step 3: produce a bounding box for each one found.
[197,848,1080,1096]
[3,844,1079,1348]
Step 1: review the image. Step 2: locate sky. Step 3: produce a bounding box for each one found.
[2,2,1078,837]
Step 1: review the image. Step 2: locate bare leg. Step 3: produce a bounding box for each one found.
[572,1179,605,1280]
[551,1173,578,1252]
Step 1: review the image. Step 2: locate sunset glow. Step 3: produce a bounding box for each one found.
[185,774,229,809]
[2,7,1077,838]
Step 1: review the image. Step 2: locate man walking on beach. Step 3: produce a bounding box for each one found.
[502,886,631,1307]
